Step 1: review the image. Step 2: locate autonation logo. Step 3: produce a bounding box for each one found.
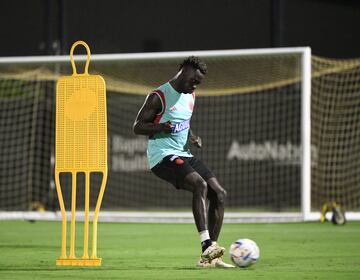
[227,140,318,166]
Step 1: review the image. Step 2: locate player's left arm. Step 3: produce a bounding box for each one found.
[188,128,202,148]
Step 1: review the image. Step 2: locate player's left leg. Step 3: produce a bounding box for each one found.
[206,177,227,242]
[188,157,227,243]
[202,179,234,268]
[187,157,234,267]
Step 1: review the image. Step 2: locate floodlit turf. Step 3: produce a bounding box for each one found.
[0,221,359,279]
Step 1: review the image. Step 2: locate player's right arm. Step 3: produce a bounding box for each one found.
[133,93,172,136]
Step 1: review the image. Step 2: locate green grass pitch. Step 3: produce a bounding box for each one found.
[0,221,359,279]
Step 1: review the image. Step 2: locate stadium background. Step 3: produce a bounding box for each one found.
[0,0,360,213]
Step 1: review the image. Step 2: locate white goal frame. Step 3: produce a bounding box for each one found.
[0,46,348,223]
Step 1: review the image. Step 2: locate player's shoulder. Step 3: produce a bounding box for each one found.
[153,82,171,94]
[148,82,170,101]
[146,85,166,109]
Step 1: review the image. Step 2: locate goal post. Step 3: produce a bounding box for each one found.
[0,47,359,222]
[301,47,312,221]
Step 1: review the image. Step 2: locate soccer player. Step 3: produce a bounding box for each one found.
[133,56,234,268]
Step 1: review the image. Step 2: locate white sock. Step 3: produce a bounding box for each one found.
[212,241,217,245]
[199,230,210,242]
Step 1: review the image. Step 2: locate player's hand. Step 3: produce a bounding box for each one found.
[161,121,173,133]
[189,135,202,148]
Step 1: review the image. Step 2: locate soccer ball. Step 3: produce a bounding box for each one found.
[229,238,260,268]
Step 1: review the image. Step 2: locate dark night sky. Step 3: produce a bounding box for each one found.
[0,0,359,58]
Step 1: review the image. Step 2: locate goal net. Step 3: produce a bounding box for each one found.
[0,47,358,222]
[311,56,360,220]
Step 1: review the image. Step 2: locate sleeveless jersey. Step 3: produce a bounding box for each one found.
[147,82,195,168]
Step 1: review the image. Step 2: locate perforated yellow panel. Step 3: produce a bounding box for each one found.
[56,45,107,172]
[54,41,108,266]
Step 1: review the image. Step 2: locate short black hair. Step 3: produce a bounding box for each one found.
[179,56,207,75]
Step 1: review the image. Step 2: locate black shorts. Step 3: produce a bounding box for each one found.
[151,155,215,189]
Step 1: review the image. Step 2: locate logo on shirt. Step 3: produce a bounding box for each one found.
[170,106,177,112]
[172,118,191,133]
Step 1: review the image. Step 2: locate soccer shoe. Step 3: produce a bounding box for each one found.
[197,257,214,268]
[201,244,225,261]
[212,257,236,268]
[196,257,235,268]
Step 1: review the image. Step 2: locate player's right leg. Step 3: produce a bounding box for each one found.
[183,172,208,235]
